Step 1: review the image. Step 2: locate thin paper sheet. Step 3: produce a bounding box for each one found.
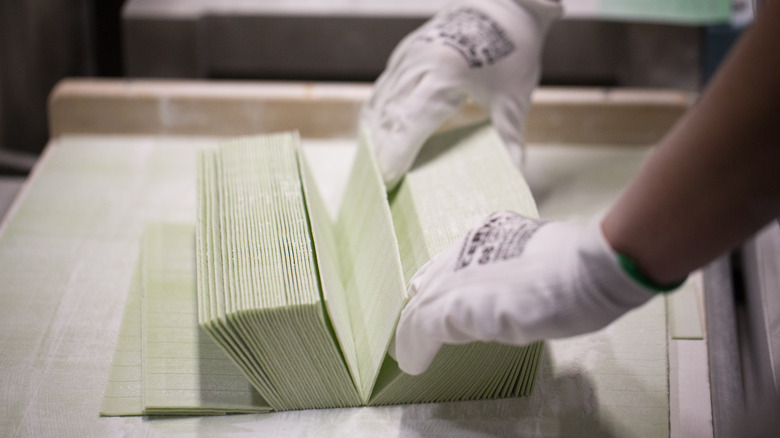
[331,137,406,402]
[101,222,271,416]
[299,153,363,396]
[140,222,270,415]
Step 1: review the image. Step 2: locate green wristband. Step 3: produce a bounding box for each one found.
[616,252,686,293]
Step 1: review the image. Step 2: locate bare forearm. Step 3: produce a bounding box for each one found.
[603,2,780,285]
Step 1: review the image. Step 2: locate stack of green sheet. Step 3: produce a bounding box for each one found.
[197,134,360,410]
[194,123,544,411]
[101,122,544,415]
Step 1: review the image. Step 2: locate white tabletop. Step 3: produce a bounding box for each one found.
[0,134,704,437]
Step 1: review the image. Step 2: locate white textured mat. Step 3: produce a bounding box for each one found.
[0,135,667,437]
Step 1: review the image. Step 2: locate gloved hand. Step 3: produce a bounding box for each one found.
[361,0,562,189]
[393,211,658,376]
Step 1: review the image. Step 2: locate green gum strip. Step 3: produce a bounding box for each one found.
[616,252,687,293]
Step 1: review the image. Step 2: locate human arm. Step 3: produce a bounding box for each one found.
[603,0,780,285]
[393,3,780,375]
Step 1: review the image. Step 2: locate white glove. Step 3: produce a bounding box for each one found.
[361,0,562,189]
[393,211,658,376]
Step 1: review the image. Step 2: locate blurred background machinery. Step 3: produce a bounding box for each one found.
[0,0,749,222]
[0,0,748,160]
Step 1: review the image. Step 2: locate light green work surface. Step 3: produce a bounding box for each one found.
[0,135,668,437]
[99,264,144,416]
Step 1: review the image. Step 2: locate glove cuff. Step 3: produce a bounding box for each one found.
[580,221,658,311]
[615,251,687,293]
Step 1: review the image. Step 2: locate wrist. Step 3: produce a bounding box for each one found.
[599,218,687,293]
[614,252,687,293]
[578,221,656,311]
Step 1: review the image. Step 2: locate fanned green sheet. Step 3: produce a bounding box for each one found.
[193,122,544,410]
[324,139,407,402]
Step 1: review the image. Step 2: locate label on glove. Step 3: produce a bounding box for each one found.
[456,212,544,270]
[417,7,515,68]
